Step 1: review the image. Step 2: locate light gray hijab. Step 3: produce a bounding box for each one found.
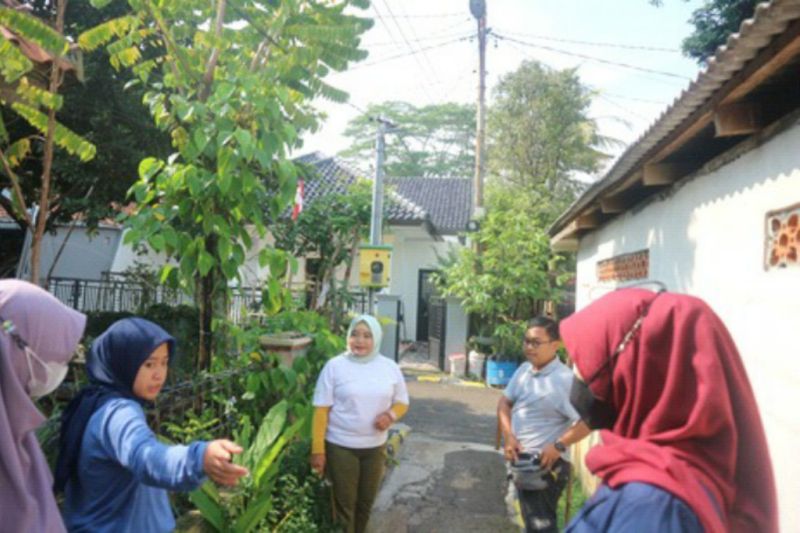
[0,280,86,533]
[345,314,383,364]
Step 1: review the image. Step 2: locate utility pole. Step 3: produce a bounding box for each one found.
[470,0,487,221]
[368,116,394,314]
[370,116,388,247]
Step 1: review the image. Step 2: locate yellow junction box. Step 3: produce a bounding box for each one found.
[359,245,392,288]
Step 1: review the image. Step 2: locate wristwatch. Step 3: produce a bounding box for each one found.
[554,440,566,453]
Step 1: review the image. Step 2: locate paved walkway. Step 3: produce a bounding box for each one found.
[369,350,520,533]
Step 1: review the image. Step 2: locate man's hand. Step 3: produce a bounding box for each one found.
[539,443,561,470]
[374,411,394,431]
[310,453,326,476]
[204,439,249,486]
[503,433,522,462]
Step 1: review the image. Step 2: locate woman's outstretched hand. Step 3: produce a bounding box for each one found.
[204,439,249,486]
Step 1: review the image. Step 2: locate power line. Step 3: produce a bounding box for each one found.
[366,29,473,48]
[495,28,681,53]
[380,12,468,19]
[494,33,692,81]
[379,0,442,98]
[372,1,434,102]
[346,36,471,71]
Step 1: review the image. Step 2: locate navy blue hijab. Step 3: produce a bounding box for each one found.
[54,317,175,493]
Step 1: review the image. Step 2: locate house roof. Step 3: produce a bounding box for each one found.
[549,0,800,250]
[295,152,471,235]
[386,177,472,235]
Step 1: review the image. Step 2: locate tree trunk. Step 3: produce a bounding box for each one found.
[29,0,67,286]
[197,269,215,371]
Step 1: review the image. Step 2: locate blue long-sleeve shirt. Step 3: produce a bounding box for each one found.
[62,398,209,533]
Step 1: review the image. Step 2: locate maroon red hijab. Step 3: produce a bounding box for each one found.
[561,288,777,533]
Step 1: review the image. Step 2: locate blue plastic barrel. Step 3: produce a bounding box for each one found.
[486,359,519,387]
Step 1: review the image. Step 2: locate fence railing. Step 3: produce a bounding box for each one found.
[46,276,370,324]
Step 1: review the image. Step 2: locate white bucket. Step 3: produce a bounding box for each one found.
[468,350,486,379]
[448,353,466,377]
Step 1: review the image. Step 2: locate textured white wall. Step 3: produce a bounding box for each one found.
[574,120,800,531]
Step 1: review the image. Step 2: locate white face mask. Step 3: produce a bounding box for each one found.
[2,318,70,398]
[25,346,70,398]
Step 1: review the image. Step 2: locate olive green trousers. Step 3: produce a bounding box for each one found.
[325,440,386,533]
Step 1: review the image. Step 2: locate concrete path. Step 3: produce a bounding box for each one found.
[369,378,520,533]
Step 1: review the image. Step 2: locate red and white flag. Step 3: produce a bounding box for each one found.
[291,178,304,221]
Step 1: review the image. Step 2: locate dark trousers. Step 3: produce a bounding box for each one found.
[518,460,571,533]
[325,440,386,533]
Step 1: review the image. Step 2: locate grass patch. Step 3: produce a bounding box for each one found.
[558,474,588,530]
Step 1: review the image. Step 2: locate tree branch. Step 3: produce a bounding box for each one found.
[199,0,226,102]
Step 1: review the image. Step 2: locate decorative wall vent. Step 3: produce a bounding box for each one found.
[766,203,800,269]
[597,250,649,282]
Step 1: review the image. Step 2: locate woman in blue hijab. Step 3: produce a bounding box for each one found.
[56,318,248,532]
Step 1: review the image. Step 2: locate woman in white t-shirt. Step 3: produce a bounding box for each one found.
[310,314,409,533]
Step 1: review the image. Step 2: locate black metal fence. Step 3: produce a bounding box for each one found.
[46,277,369,324]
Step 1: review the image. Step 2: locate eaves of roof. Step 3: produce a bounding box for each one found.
[549,0,800,249]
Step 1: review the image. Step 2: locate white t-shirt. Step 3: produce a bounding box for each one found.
[313,354,410,449]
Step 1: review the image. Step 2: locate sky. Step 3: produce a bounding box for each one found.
[298,0,707,177]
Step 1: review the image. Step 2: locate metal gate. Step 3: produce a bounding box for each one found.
[427,296,446,369]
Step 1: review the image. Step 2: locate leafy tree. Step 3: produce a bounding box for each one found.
[89,0,372,369]
[339,100,475,178]
[0,0,98,285]
[435,186,570,360]
[488,60,615,220]
[272,178,373,323]
[681,0,758,63]
[0,0,170,236]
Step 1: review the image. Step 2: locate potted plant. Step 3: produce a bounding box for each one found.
[486,320,526,387]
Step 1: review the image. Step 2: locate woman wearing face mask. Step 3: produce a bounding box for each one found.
[55,317,248,532]
[561,288,777,533]
[310,314,410,533]
[0,279,87,533]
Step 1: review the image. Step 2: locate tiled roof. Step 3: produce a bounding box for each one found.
[550,0,800,236]
[294,152,429,227]
[386,177,472,234]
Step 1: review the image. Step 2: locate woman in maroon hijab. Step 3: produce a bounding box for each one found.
[562,288,777,533]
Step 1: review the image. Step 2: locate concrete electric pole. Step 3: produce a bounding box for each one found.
[470,0,487,221]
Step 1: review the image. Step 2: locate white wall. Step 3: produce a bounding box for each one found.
[18,225,121,280]
[574,121,800,531]
[382,226,461,342]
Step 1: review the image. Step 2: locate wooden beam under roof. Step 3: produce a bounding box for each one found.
[714,101,763,136]
[600,196,626,214]
[643,162,694,186]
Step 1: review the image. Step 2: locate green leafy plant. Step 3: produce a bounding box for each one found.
[188,400,309,533]
[83,0,372,371]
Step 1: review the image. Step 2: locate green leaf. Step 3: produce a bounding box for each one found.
[138,157,164,181]
[243,400,287,472]
[11,103,96,162]
[90,0,114,8]
[233,490,272,533]
[78,15,139,52]
[0,37,33,82]
[198,249,215,276]
[188,482,224,532]
[234,129,254,161]
[6,138,31,167]
[0,8,69,57]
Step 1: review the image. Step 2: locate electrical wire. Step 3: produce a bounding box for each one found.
[346,35,471,71]
[379,0,442,100]
[495,28,681,53]
[494,33,692,81]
